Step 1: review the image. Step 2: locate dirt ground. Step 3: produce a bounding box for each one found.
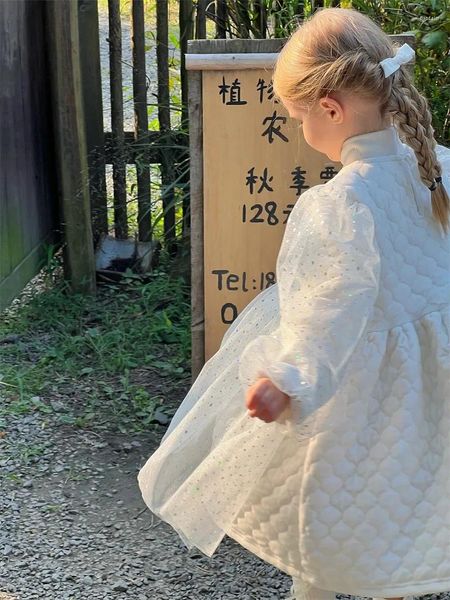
[0,400,303,600]
[2,407,449,600]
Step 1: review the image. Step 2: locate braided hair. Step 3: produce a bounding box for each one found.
[385,65,448,231]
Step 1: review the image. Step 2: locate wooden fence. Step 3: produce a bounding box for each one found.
[78,0,210,251]
[58,0,383,291]
[48,0,222,292]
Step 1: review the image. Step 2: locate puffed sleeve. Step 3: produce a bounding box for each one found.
[237,184,381,443]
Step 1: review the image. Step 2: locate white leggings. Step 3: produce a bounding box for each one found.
[292,577,335,599]
[292,577,406,600]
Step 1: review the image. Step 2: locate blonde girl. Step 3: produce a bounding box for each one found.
[138,7,450,600]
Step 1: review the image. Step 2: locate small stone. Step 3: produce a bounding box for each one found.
[0,333,20,344]
[111,581,129,592]
[152,408,170,425]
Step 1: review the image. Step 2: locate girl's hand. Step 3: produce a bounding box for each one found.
[245,377,291,423]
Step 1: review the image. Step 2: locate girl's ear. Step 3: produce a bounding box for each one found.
[318,95,344,124]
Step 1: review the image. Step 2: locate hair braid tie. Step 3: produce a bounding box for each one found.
[429,176,443,191]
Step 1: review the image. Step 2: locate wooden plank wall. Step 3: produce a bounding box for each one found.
[0,0,60,311]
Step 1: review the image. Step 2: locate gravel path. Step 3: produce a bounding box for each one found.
[2,410,449,600]
[0,410,294,600]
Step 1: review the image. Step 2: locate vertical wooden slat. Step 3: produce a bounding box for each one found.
[187,70,204,381]
[108,0,127,239]
[131,0,151,243]
[179,0,194,131]
[179,0,194,241]
[272,0,285,37]
[216,1,227,39]
[195,0,207,40]
[78,0,107,246]
[156,0,176,255]
[254,0,267,38]
[236,0,251,38]
[45,0,96,294]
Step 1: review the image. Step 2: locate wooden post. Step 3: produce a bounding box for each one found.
[187,68,204,382]
[131,0,151,243]
[78,0,107,246]
[45,0,96,295]
[108,0,128,239]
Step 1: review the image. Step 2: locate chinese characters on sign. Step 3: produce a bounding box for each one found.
[220,74,339,228]
[202,69,341,359]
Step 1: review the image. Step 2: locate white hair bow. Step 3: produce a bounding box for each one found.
[379,43,415,77]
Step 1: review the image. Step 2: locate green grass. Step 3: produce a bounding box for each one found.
[0,249,191,433]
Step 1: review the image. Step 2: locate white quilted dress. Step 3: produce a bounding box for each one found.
[138,125,450,599]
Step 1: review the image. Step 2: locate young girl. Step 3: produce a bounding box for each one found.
[138,7,450,600]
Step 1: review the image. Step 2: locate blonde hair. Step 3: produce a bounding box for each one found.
[272,7,449,233]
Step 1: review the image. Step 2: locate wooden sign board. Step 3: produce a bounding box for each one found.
[202,68,340,358]
[186,36,415,381]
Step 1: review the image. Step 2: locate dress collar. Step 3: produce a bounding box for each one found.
[340,125,404,166]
